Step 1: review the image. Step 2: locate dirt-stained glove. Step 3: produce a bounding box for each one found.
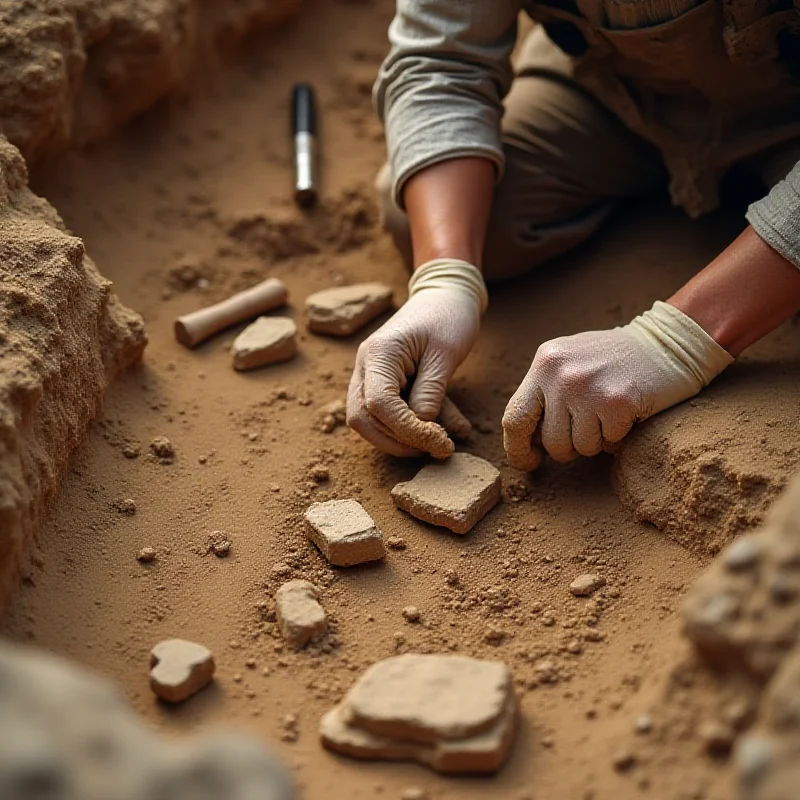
[347,258,488,459]
[502,301,734,470]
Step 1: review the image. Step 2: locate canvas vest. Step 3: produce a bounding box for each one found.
[524,0,800,215]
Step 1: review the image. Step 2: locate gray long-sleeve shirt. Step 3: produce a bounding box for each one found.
[375,0,800,268]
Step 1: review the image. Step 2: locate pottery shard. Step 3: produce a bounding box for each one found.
[304,499,386,566]
[305,283,393,336]
[276,580,328,648]
[320,654,518,774]
[391,453,501,535]
[149,639,215,703]
[232,317,297,370]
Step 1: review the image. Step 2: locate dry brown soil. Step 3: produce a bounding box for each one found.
[4,1,799,798]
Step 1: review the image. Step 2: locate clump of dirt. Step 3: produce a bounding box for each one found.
[226,187,378,261]
[614,361,800,556]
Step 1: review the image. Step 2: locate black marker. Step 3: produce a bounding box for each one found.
[292,83,317,208]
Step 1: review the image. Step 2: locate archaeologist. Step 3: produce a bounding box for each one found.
[346,0,800,470]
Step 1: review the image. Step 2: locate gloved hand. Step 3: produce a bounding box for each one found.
[502,301,734,470]
[347,258,488,458]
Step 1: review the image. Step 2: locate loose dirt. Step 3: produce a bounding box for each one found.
[4,1,800,798]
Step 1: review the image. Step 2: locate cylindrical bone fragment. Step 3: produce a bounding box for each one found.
[174,277,288,348]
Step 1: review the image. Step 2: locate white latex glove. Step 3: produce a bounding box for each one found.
[502,301,734,470]
[347,258,488,459]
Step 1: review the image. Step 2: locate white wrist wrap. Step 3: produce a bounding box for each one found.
[408,258,489,315]
[629,301,734,414]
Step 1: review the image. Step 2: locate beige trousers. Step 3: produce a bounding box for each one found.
[379,27,800,283]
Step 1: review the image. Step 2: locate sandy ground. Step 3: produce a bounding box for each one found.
[2,0,788,797]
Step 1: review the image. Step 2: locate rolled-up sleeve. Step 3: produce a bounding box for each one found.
[375,0,520,207]
[747,162,800,268]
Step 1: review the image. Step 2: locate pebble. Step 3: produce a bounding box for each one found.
[402,606,421,623]
[149,639,215,703]
[569,574,606,597]
[275,580,328,648]
[635,715,653,734]
[386,536,407,550]
[612,750,637,772]
[114,498,137,515]
[305,283,393,337]
[391,453,502,535]
[698,720,736,756]
[137,547,157,564]
[401,790,430,800]
[207,532,232,557]
[122,444,140,459]
[320,654,517,774]
[232,317,297,370]
[150,436,174,463]
[305,499,387,567]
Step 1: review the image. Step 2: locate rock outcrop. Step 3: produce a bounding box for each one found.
[0,640,295,799]
[0,0,302,164]
[680,474,800,797]
[683,473,800,681]
[0,137,146,608]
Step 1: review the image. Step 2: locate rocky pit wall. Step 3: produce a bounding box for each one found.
[4,3,800,796]
[0,0,303,610]
[0,640,296,799]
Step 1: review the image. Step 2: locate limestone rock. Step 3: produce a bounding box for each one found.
[305,499,386,566]
[0,137,146,611]
[569,574,606,597]
[276,580,328,648]
[149,639,215,703]
[0,641,295,800]
[232,317,297,370]
[683,474,800,680]
[305,283,393,336]
[320,654,517,774]
[391,453,501,535]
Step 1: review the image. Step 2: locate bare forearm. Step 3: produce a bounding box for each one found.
[403,157,495,271]
[668,226,800,357]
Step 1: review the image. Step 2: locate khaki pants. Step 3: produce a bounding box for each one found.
[379,27,800,283]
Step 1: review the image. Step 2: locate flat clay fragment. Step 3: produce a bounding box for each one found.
[391,452,501,534]
[320,654,517,774]
[304,499,386,566]
[232,316,297,370]
[149,639,215,703]
[305,283,393,337]
[275,580,328,648]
